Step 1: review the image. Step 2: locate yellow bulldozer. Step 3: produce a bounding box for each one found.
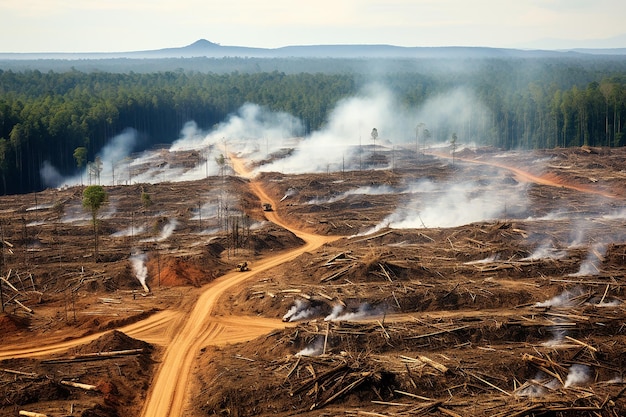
[236,261,249,272]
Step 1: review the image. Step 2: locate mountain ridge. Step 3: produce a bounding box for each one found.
[2,39,626,60]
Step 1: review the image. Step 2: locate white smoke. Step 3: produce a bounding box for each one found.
[516,373,562,398]
[99,128,138,171]
[60,199,115,224]
[57,128,139,188]
[536,288,585,347]
[171,104,302,155]
[280,188,299,202]
[158,218,178,241]
[282,299,321,322]
[130,253,150,292]
[564,364,592,388]
[534,288,583,308]
[360,179,528,235]
[191,202,220,222]
[27,220,46,227]
[295,337,325,357]
[603,207,626,220]
[26,203,54,211]
[140,218,179,243]
[523,240,567,260]
[308,184,398,205]
[324,304,345,321]
[111,225,146,238]
[464,254,500,265]
[40,161,65,188]
[515,382,547,398]
[251,84,488,175]
[569,242,607,277]
[324,303,383,322]
[169,121,210,151]
[256,85,399,174]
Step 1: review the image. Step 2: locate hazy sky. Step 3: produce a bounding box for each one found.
[1,0,625,52]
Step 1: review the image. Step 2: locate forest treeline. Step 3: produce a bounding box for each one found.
[1,56,626,194]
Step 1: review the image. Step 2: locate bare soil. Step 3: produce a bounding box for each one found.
[1,145,626,416]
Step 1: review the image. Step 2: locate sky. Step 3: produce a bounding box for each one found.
[1,0,625,53]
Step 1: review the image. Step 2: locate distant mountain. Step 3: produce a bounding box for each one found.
[1,39,626,60]
[518,33,626,52]
[568,48,626,55]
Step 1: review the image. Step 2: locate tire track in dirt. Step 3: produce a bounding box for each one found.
[0,309,181,360]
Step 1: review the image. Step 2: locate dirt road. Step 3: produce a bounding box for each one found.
[428,150,619,199]
[139,156,340,417]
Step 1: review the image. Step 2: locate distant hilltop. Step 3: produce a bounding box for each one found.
[1,39,626,60]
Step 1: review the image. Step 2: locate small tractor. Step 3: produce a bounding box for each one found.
[236,261,249,272]
[262,203,273,211]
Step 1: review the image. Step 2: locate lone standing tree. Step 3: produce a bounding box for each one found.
[82,185,107,259]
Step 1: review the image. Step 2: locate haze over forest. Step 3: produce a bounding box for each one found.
[1,40,626,195]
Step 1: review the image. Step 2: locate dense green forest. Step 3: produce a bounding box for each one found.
[1,55,626,195]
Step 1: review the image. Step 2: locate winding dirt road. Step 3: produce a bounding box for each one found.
[139,156,340,417]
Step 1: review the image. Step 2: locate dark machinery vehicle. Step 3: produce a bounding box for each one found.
[262,203,273,211]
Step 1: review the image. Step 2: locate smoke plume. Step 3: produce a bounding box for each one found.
[130,253,150,292]
[324,302,383,322]
[282,299,322,322]
[360,179,528,235]
[564,364,592,388]
[295,337,325,357]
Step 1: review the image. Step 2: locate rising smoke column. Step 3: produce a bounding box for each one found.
[139,218,179,243]
[256,84,403,174]
[570,242,607,277]
[52,128,140,188]
[564,364,592,388]
[130,253,150,292]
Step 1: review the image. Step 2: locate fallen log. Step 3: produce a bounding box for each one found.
[0,276,19,293]
[320,265,354,282]
[19,411,48,417]
[564,336,598,353]
[42,348,145,364]
[14,299,33,314]
[1,368,39,378]
[324,252,354,266]
[417,355,449,374]
[60,380,98,391]
[466,371,511,396]
[393,389,435,401]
